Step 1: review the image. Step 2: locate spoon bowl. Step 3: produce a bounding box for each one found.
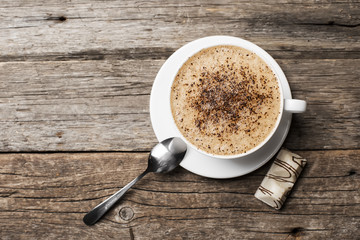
[148,137,187,173]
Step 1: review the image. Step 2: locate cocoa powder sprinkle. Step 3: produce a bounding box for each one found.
[188,63,271,137]
[170,45,280,156]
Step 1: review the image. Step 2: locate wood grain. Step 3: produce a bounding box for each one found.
[1,0,359,152]
[0,150,359,239]
[0,60,157,152]
[1,58,359,151]
[0,0,359,59]
[1,0,359,239]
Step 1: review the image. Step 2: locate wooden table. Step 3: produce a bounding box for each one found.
[1,1,359,239]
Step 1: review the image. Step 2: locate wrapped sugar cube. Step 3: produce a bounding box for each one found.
[255,148,307,210]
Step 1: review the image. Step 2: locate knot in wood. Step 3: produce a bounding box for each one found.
[119,207,134,221]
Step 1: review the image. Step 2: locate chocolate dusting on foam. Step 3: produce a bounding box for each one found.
[189,62,272,139]
[171,45,280,155]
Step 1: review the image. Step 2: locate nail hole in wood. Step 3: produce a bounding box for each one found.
[58,16,67,22]
[46,16,67,22]
[290,227,303,237]
[56,131,63,138]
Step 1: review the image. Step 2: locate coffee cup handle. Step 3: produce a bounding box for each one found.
[284,99,307,113]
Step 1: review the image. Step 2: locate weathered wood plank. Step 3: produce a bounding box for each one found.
[0,0,359,60]
[1,1,359,239]
[0,150,359,239]
[0,59,359,151]
[0,60,158,152]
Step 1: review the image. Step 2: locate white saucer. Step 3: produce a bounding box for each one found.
[150,36,293,179]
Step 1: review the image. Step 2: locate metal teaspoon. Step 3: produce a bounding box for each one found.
[83,137,187,225]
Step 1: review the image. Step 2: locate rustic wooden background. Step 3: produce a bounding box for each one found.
[1,0,359,239]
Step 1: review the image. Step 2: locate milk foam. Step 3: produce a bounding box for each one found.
[171,45,280,156]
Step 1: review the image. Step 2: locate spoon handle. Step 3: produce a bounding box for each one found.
[83,170,149,226]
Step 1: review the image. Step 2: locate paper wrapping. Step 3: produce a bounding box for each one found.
[254,148,307,210]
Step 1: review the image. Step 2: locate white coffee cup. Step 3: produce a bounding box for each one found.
[167,36,306,159]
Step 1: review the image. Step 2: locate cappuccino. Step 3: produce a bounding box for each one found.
[170,45,280,156]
